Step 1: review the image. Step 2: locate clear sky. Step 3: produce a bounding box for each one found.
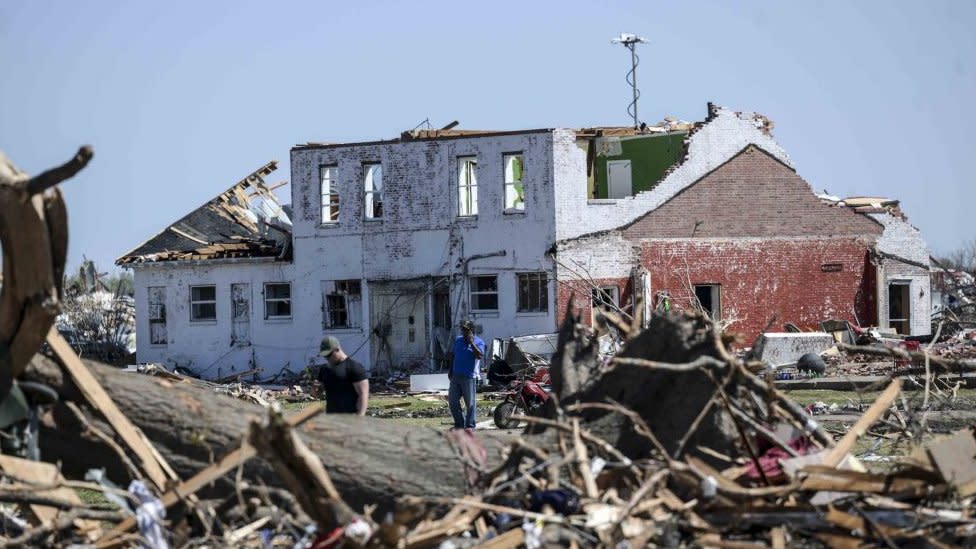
[1,1,973,273]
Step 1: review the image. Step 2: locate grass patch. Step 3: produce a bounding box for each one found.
[75,488,111,506]
[277,394,503,419]
[782,387,976,407]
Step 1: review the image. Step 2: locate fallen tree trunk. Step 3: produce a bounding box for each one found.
[32,355,511,510]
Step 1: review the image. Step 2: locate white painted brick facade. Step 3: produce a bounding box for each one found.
[870,212,932,335]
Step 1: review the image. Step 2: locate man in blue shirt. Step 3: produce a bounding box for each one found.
[449,320,485,430]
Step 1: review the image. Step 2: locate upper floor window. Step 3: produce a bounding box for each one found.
[264,282,292,319]
[469,275,497,311]
[364,163,383,219]
[458,156,478,217]
[189,285,216,321]
[503,153,525,211]
[320,165,339,223]
[517,272,548,312]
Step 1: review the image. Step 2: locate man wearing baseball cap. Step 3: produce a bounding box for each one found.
[317,336,369,415]
[448,320,485,430]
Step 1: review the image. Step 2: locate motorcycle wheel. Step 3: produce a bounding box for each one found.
[493,401,521,429]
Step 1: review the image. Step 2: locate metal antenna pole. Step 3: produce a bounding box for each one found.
[629,42,639,128]
[611,33,649,129]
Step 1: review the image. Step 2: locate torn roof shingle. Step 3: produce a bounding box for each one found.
[116,161,292,266]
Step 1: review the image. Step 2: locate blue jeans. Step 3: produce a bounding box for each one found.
[448,376,477,429]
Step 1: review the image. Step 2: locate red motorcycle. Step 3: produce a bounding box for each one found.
[493,366,551,429]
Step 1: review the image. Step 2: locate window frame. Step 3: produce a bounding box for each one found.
[516,272,549,313]
[469,275,498,312]
[363,162,383,220]
[148,286,168,345]
[323,279,362,329]
[320,165,339,224]
[263,282,292,320]
[457,156,478,217]
[591,286,620,311]
[189,284,217,322]
[503,152,525,212]
[693,284,722,321]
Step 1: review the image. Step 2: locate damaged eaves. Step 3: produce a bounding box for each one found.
[116,161,292,265]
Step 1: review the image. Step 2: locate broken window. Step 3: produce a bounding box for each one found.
[231,283,251,345]
[458,156,478,216]
[470,275,498,311]
[693,284,721,321]
[592,286,620,327]
[264,282,292,319]
[320,165,339,223]
[363,163,383,219]
[322,280,362,329]
[189,285,217,321]
[517,272,548,312]
[503,153,525,211]
[591,286,619,311]
[148,286,167,345]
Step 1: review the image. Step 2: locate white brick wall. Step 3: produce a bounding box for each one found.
[870,212,931,336]
[286,131,562,370]
[133,259,315,377]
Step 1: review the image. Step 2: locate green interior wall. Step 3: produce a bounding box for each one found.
[593,132,687,198]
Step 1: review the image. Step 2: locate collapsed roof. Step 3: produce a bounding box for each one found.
[116,161,292,265]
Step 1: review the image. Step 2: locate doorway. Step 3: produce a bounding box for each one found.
[888,282,911,334]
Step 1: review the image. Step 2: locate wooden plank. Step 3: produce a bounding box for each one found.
[97,403,324,547]
[798,467,929,496]
[822,378,901,468]
[47,329,170,492]
[0,455,83,526]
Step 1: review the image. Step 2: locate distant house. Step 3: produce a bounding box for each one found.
[118,104,931,378]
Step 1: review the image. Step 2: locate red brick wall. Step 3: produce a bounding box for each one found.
[622,147,883,239]
[556,277,634,327]
[640,238,877,341]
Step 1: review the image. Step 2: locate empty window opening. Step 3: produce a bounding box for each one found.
[190,285,217,321]
[458,156,478,216]
[470,275,498,311]
[264,282,292,319]
[148,286,167,345]
[591,285,619,326]
[693,284,721,321]
[592,286,620,309]
[517,272,548,312]
[320,165,339,223]
[888,282,911,335]
[322,280,362,329]
[503,153,525,211]
[364,163,383,219]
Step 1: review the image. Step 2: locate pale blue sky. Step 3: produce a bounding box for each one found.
[1,1,972,273]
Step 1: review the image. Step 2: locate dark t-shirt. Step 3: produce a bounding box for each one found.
[318,358,367,414]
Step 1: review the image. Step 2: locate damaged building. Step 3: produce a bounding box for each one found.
[118,104,932,378]
[117,161,296,378]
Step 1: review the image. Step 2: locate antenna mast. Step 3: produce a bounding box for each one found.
[611,33,649,129]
